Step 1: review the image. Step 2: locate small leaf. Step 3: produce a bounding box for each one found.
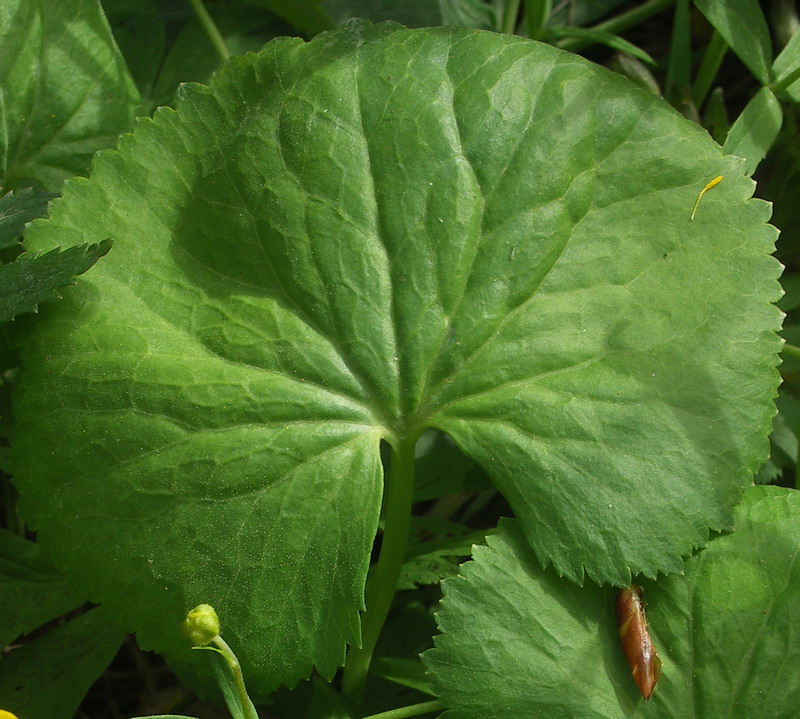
[424,489,800,716]
[398,524,491,589]
[0,530,87,649]
[695,0,773,84]
[648,485,800,717]
[0,0,139,191]
[423,520,628,718]
[0,607,124,719]
[549,26,656,65]
[0,189,57,250]
[413,433,488,501]
[703,87,729,145]
[723,87,783,176]
[610,53,660,95]
[0,240,111,323]
[250,0,336,36]
[371,657,435,695]
[664,0,691,99]
[322,0,495,29]
[549,0,627,27]
[771,25,800,102]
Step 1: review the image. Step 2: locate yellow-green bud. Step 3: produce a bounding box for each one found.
[181,603,220,646]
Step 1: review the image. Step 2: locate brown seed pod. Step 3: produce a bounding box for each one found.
[616,584,662,700]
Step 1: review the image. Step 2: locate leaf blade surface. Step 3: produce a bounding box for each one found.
[11,23,782,691]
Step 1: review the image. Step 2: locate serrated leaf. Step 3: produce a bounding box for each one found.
[423,520,627,718]
[399,524,491,590]
[0,0,139,191]
[695,0,773,84]
[0,606,124,719]
[424,489,800,717]
[0,240,111,323]
[0,530,87,649]
[0,189,57,249]
[11,22,782,693]
[644,485,800,717]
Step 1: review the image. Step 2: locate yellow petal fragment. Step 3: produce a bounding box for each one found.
[690,175,723,220]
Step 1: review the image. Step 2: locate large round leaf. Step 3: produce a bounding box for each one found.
[11,22,781,691]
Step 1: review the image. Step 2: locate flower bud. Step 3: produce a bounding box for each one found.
[181,603,220,646]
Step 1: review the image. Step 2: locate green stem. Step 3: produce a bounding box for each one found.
[692,31,728,108]
[501,0,522,34]
[782,343,800,359]
[772,64,800,95]
[188,0,230,61]
[341,436,418,700]
[556,0,674,52]
[524,0,552,39]
[211,636,258,719]
[360,700,445,719]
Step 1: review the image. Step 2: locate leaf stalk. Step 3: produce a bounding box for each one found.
[500,0,522,34]
[341,435,418,700]
[771,64,800,95]
[188,0,230,61]
[360,699,445,719]
[692,31,728,109]
[207,635,258,719]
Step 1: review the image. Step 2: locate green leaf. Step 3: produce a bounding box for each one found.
[771,25,800,102]
[695,0,773,84]
[647,485,800,717]
[413,431,488,501]
[105,2,167,112]
[547,26,656,65]
[549,0,628,27]
[322,0,495,29]
[664,0,691,100]
[0,0,139,192]
[12,22,782,693]
[423,520,627,718]
[609,53,660,95]
[424,488,800,716]
[0,529,87,649]
[702,87,729,145]
[308,673,358,718]
[399,522,491,590]
[0,240,111,323]
[0,606,124,719]
[722,87,783,176]
[0,189,57,250]
[371,657,434,696]
[245,0,336,36]
[209,652,260,719]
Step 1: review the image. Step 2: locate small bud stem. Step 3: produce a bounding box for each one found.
[211,635,259,719]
